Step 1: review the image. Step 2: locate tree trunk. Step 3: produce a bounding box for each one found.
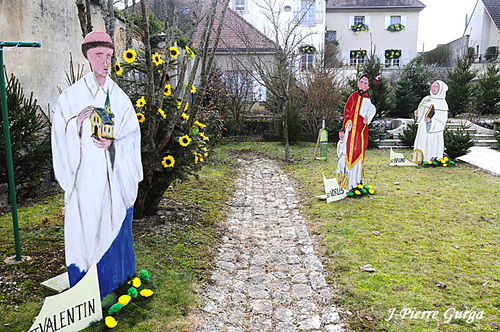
[282,102,290,161]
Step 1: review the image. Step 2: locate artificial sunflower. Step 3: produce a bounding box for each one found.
[185,46,195,59]
[164,83,171,96]
[194,152,199,164]
[179,134,191,147]
[162,155,175,168]
[191,85,197,93]
[177,101,189,111]
[137,113,145,123]
[199,132,209,141]
[170,46,180,59]
[115,62,123,76]
[105,316,118,329]
[123,48,137,63]
[194,121,206,129]
[181,112,189,121]
[136,96,146,108]
[152,52,162,65]
[157,108,166,119]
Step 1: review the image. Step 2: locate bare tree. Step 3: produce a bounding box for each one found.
[219,0,317,161]
[76,0,93,38]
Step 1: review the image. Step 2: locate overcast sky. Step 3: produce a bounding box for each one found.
[418,0,478,52]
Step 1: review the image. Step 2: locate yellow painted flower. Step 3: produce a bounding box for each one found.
[137,113,145,123]
[191,85,197,93]
[115,62,123,76]
[199,132,209,141]
[140,289,154,298]
[357,184,363,189]
[170,46,180,59]
[194,121,206,129]
[136,96,146,108]
[105,316,118,328]
[185,46,195,59]
[118,295,132,306]
[123,48,137,63]
[179,134,191,147]
[355,190,361,195]
[164,84,171,97]
[428,161,433,164]
[443,163,448,167]
[204,152,208,157]
[130,277,141,288]
[199,156,204,162]
[181,112,189,121]
[157,108,166,119]
[162,155,175,168]
[152,52,162,65]
[369,189,375,194]
[443,157,448,162]
[194,152,199,164]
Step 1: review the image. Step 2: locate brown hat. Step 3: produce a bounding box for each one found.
[81,31,114,59]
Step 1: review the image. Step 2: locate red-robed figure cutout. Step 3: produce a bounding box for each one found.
[337,74,376,191]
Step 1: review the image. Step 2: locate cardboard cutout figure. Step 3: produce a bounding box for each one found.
[52,31,143,298]
[337,74,376,191]
[413,80,449,162]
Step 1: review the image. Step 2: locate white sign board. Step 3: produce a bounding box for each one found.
[389,148,418,166]
[323,173,347,203]
[29,263,102,332]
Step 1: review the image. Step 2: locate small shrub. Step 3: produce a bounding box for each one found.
[444,124,475,160]
[485,46,499,62]
[398,121,418,147]
[277,103,302,144]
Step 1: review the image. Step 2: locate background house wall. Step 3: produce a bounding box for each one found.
[326,8,421,66]
[465,0,500,56]
[0,0,126,119]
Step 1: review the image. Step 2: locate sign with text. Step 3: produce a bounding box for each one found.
[29,263,102,332]
[389,148,418,166]
[323,173,347,203]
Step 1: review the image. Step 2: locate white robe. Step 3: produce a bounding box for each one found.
[414,80,449,162]
[52,73,143,275]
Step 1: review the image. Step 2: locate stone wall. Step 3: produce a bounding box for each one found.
[0,0,126,120]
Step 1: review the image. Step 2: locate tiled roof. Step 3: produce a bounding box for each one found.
[326,0,425,9]
[483,0,500,31]
[194,2,275,51]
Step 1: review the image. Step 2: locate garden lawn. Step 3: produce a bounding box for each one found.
[0,148,237,331]
[221,142,500,332]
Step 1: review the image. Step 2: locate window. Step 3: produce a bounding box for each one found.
[354,16,365,26]
[385,58,400,67]
[301,53,314,70]
[226,71,254,100]
[301,0,315,25]
[325,30,337,43]
[384,49,402,67]
[390,16,401,25]
[350,50,366,66]
[234,0,245,12]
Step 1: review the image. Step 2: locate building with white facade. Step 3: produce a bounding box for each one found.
[464,0,500,60]
[325,0,425,67]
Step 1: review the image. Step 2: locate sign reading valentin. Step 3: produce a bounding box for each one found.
[29,263,102,332]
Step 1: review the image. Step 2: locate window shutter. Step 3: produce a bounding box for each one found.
[253,71,266,101]
[348,16,354,29]
[402,50,410,65]
[315,0,324,23]
[342,50,350,65]
[378,50,385,62]
[293,0,299,23]
[385,16,390,28]
[402,15,407,26]
[365,16,370,29]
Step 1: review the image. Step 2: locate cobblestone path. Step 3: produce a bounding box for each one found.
[194,157,345,331]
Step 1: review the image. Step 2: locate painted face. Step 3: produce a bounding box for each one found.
[86,46,114,83]
[431,82,440,95]
[358,76,370,95]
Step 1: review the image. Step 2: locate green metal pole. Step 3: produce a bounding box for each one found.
[0,41,41,261]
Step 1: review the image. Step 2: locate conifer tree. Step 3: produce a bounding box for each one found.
[361,52,392,117]
[392,57,430,117]
[475,63,500,115]
[447,56,476,116]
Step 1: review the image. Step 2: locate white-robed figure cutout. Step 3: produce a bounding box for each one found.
[413,80,449,162]
[52,31,143,298]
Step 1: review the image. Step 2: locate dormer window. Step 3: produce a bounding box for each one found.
[234,0,245,12]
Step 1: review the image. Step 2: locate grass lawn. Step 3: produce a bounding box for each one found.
[221,142,500,331]
[0,141,498,331]
[0,148,237,331]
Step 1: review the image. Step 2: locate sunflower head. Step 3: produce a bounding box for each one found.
[123,48,137,63]
[152,52,162,65]
[179,135,191,147]
[181,112,189,121]
[115,62,123,76]
[157,108,166,119]
[164,84,172,97]
[136,96,146,108]
[170,46,180,59]
[191,85,197,93]
[162,155,175,168]
[185,46,195,59]
[137,113,145,123]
